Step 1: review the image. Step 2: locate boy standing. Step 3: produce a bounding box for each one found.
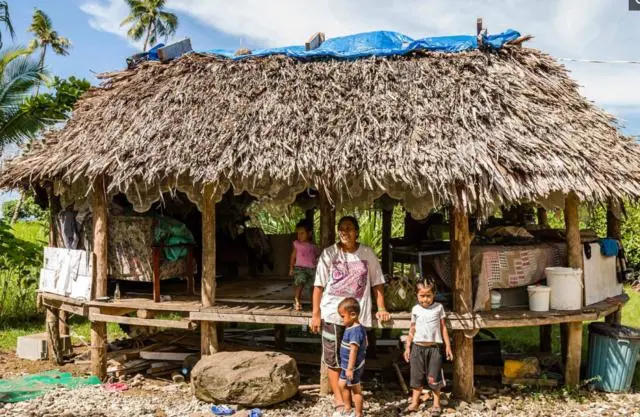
[337,297,368,417]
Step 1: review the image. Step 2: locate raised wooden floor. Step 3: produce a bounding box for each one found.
[39,278,628,330]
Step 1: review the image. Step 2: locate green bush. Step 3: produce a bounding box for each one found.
[1,195,47,222]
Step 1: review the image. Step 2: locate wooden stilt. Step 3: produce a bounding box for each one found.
[450,196,474,401]
[319,188,335,395]
[46,307,63,364]
[565,322,583,386]
[274,325,287,349]
[47,186,66,359]
[563,192,583,386]
[201,184,219,355]
[537,207,548,227]
[90,176,108,380]
[605,199,623,325]
[381,208,392,275]
[539,325,552,353]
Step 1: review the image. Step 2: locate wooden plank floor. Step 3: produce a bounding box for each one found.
[39,279,628,330]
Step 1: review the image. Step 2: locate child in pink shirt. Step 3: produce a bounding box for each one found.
[289,219,320,311]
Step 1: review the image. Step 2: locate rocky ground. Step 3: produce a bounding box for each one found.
[0,375,638,417]
[1,351,639,417]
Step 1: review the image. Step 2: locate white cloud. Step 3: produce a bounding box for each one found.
[79,0,142,49]
[80,0,640,106]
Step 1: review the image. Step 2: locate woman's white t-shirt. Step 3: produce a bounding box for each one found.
[314,243,385,327]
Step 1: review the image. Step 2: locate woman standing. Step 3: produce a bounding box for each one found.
[311,216,391,416]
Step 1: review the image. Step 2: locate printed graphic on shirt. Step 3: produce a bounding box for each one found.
[328,259,369,299]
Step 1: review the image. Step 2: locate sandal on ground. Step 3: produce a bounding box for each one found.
[404,404,420,413]
[293,302,302,311]
[430,407,442,417]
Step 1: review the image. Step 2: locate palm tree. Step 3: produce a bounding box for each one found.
[27,8,70,93]
[120,0,178,51]
[0,48,44,149]
[10,9,71,223]
[0,1,15,49]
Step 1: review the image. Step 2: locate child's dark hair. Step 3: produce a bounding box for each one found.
[295,219,313,233]
[338,216,360,232]
[338,297,361,315]
[416,276,437,293]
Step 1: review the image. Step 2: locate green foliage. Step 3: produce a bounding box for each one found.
[21,76,90,126]
[1,195,47,221]
[121,0,178,51]
[0,47,46,148]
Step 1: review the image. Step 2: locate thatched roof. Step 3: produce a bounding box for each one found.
[3,43,640,216]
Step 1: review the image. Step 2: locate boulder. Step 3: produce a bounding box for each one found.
[190,350,299,406]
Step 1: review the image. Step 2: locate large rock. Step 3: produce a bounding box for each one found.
[190,350,299,406]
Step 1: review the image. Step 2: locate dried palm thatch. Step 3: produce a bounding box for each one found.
[2,45,640,215]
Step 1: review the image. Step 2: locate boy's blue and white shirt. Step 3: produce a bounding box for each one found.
[411,302,446,344]
[340,323,367,370]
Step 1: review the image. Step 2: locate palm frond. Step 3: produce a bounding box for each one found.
[0,1,15,50]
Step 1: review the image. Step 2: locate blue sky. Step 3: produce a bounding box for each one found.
[1,0,640,214]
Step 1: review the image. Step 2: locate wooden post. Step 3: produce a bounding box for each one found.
[319,190,335,249]
[450,197,474,401]
[274,325,287,349]
[606,199,623,325]
[47,187,67,360]
[201,184,219,355]
[537,207,548,227]
[319,188,335,395]
[46,307,63,364]
[381,208,392,275]
[539,325,552,354]
[91,176,108,379]
[563,192,583,386]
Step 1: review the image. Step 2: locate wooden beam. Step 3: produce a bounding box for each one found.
[90,312,194,329]
[139,351,194,361]
[46,188,67,357]
[381,208,392,274]
[563,192,582,386]
[201,184,219,355]
[305,32,325,51]
[91,176,108,380]
[450,195,474,402]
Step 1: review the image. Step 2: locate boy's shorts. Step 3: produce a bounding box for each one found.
[321,321,345,369]
[292,266,315,288]
[409,344,445,390]
[339,366,364,386]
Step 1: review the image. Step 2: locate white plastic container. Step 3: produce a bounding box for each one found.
[527,285,551,312]
[545,267,583,310]
[490,290,502,309]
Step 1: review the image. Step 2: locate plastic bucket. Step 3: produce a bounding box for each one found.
[545,267,583,310]
[527,285,551,312]
[587,322,640,392]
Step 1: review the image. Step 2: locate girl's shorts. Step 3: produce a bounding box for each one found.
[292,266,315,288]
[409,344,445,389]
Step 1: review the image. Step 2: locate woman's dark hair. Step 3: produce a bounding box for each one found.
[416,276,437,293]
[295,219,313,233]
[337,216,359,232]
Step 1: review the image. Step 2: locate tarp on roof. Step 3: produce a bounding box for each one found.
[201,29,520,60]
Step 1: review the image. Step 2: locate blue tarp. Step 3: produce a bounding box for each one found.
[199,29,520,60]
